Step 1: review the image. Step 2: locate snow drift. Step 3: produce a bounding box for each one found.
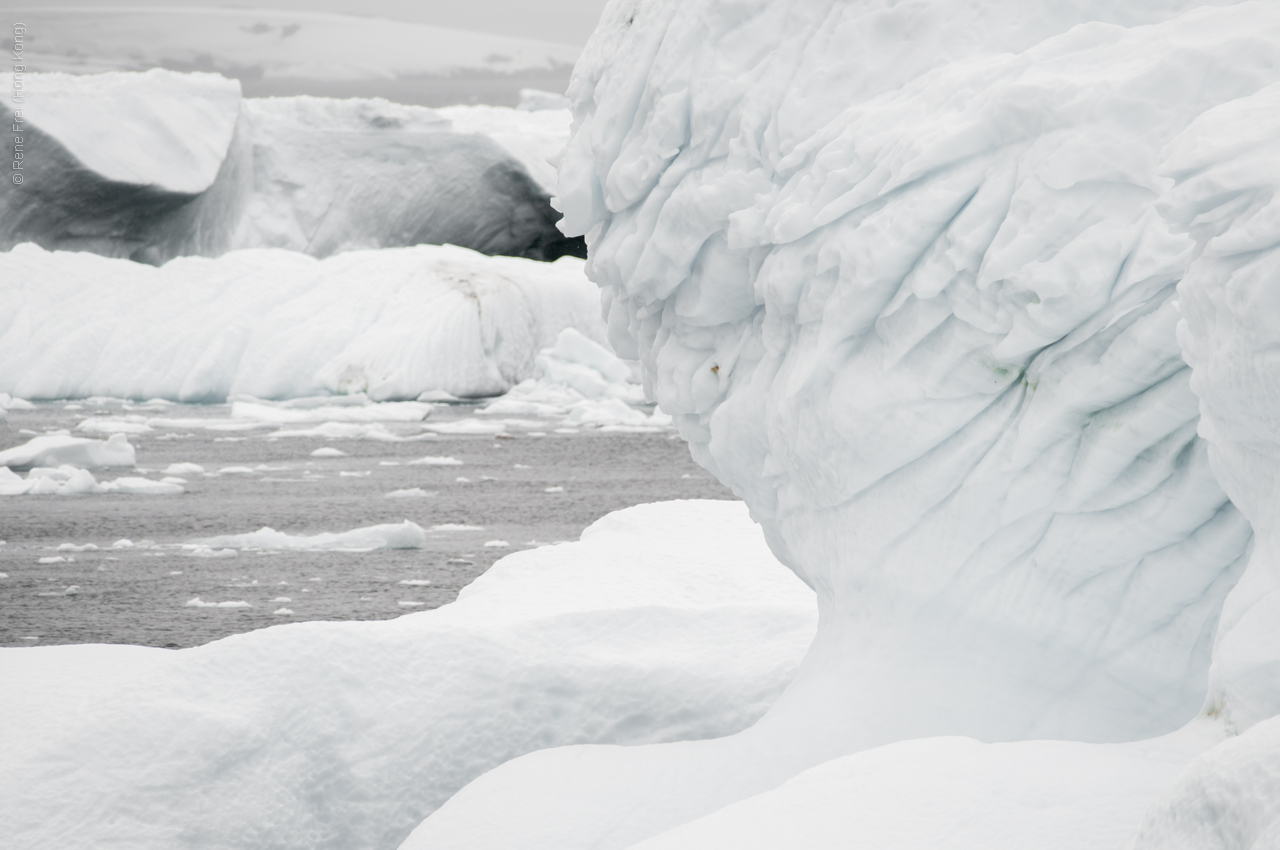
[406,1,1280,848]
[0,243,605,401]
[0,69,579,264]
[0,501,815,850]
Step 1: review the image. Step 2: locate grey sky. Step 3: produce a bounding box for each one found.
[24,1,613,45]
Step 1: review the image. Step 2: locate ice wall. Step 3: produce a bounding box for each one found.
[0,243,605,401]
[0,70,581,263]
[408,2,1280,847]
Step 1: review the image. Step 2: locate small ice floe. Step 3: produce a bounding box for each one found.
[76,416,154,435]
[397,579,431,586]
[544,486,565,493]
[408,455,463,466]
[310,447,347,458]
[430,523,483,532]
[56,542,98,552]
[1,466,184,496]
[0,433,135,470]
[186,547,239,559]
[37,556,66,564]
[379,461,400,466]
[230,396,433,424]
[421,419,507,435]
[0,573,8,578]
[0,393,36,411]
[218,466,258,475]
[513,463,531,469]
[272,607,295,615]
[163,462,205,475]
[161,476,187,484]
[272,596,292,602]
[187,520,426,552]
[446,558,474,565]
[185,598,252,608]
[340,470,372,478]
[111,539,134,549]
[416,390,463,403]
[385,488,435,498]
[397,600,424,607]
[483,540,510,548]
[63,585,81,595]
[168,571,183,575]
[455,476,472,483]
[269,422,431,441]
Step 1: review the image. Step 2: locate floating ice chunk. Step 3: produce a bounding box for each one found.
[0,573,7,578]
[431,524,484,532]
[185,598,252,609]
[483,541,509,548]
[309,447,346,458]
[385,488,434,499]
[543,486,564,493]
[534,328,641,401]
[0,433,135,470]
[100,477,185,496]
[398,601,425,607]
[111,539,133,549]
[272,608,295,616]
[272,597,292,603]
[75,418,154,435]
[398,580,432,586]
[185,548,238,559]
[56,468,102,496]
[0,393,35,411]
[420,419,507,435]
[189,520,426,551]
[162,462,204,475]
[269,423,420,441]
[408,456,463,466]
[37,556,66,565]
[564,397,651,428]
[230,399,433,423]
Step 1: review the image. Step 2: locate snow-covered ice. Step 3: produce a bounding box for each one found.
[0,501,815,850]
[0,244,606,401]
[187,520,427,552]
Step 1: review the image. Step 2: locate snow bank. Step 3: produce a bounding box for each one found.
[412,1,1280,846]
[0,433,135,470]
[1,70,579,263]
[188,520,427,552]
[0,501,815,850]
[0,243,606,401]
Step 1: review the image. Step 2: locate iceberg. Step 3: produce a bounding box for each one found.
[0,243,606,401]
[0,70,580,264]
[0,501,815,850]
[406,1,1280,847]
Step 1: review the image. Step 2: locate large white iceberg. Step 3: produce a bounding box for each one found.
[0,501,816,850]
[406,0,1280,847]
[0,243,605,401]
[0,69,579,263]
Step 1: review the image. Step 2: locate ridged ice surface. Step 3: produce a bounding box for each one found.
[405,2,1280,848]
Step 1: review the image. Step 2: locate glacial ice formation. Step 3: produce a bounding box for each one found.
[0,433,136,470]
[0,501,815,850]
[0,243,605,401]
[406,1,1280,847]
[0,70,579,263]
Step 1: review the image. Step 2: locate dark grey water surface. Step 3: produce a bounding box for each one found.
[0,401,732,649]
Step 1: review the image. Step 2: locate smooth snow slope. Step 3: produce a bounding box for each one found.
[0,243,605,401]
[0,501,815,850]
[407,1,1280,848]
[0,71,578,263]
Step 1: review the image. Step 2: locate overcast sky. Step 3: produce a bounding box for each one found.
[24,1,613,45]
